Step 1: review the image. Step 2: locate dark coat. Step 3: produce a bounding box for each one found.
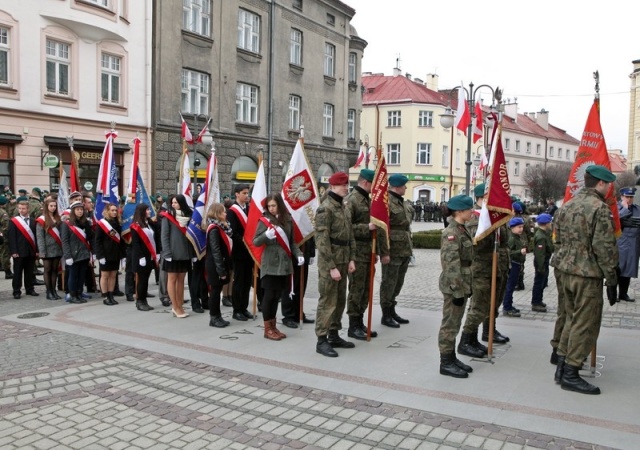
[205,223,232,287]
[227,202,251,261]
[61,220,94,262]
[94,218,125,262]
[8,216,38,257]
[131,221,160,271]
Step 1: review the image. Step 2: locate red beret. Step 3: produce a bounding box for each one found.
[328,172,349,185]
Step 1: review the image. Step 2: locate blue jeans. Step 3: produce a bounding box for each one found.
[532,258,550,304]
[502,261,521,311]
[68,259,88,295]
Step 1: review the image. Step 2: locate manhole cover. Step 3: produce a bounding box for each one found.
[17,312,50,319]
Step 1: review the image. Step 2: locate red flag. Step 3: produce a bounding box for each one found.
[69,149,80,192]
[563,99,620,235]
[193,118,212,144]
[472,101,483,143]
[180,113,194,144]
[244,161,267,267]
[352,144,366,168]
[478,150,488,172]
[370,151,390,242]
[475,124,514,242]
[454,86,470,135]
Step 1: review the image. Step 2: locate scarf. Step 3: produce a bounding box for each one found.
[175,209,190,228]
[207,218,233,239]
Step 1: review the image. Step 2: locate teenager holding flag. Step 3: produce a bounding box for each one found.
[204,202,233,328]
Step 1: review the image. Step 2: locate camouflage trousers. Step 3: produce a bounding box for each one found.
[346,261,372,317]
[438,293,468,354]
[462,270,507,334]
[315,262,348,337]
[380,256,410,309]
[550,268,566,350]
[556,271,603,368]
[0,243,10,271]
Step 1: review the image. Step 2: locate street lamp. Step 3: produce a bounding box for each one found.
[191,116,212,199]
[439,107,455,198]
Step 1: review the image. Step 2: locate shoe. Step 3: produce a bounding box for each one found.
[35,269,44,275]
[457,332,486,358]
[619,294,635,302]
[52,290,61,300]
[348,316,367,340]
[69,295,84,304]
[33,278,45,286]
[113,290,125,297]
[391,306,409,324]
[210,315,228,328]
[302,315,315,324]
[5,271,13,279]
[561,364,600,395]
[532,304,548,312]
[65,293,71,302]
[439,353,469,378]
[481,328,509,344]
[550,348,559,366]
[104,297,116,306]
[145,292,155,298]
[26,291,39,297]
[81,293,92,300]
[222,296,233,307]
[233,311,248,321]
[271,319,287,339]
[108,293,119,305]
[512,307,521,313]
[316,336,338,357]
[451,351,473,373]
[263,319,282,341]
[171,308,189,318]
[13,293,21,299]
[241,309,254,319]
[503,308,521,317]
[327,330,355,348]
[126,294,135,302]
[192,306,205,314]
[160,298,171,307]
[381,308,400,328]
[282,318,299,329]
[46,290,54,300]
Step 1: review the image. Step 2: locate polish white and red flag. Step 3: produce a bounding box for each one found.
[454,86,470,134]
[352,143,367,168]
[478,149,489,172]
[180,113,194,144]
[178,146,193,207]
[244,161,267,267]
[472,101,483,143]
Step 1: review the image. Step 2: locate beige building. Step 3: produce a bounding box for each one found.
[628,59,640,171]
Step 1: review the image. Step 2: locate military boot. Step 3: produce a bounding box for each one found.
[381,307,400,328]
[550,348,558,365]
[561,364,600,395]
[327,330,355,348]
[440,353,468,378]
[457,332,486,358]
[316,336,338,357]
[391,305,409,324]
[469,331,488,355]
[451,351,473,373]
[554,355,565,384]
[481,318,509,344]
[347,316,367,340]
[359,315,378,338]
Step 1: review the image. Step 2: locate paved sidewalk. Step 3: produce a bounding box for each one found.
[0,220,638,449]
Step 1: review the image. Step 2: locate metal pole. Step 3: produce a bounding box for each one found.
[465,82,474,195]
[448,127,454,197]
[192,116,198,199]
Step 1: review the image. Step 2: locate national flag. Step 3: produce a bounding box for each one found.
[122,137,156,242]
[193,118,212,144]
[472,101,483,143]
[563,98,621,235]
[180,113,194,144]
[178,142,194,207]
[69,148,80,193]
[352,143,367,168]
[94,130,119,220]
[57,163,69,214]
[282,138,319,245]
[475,123,514,242]
[370,150,390,242]
[454,86,470,134]
[243,160,267,267]
[478,149,489,172]
[187,147,219,260]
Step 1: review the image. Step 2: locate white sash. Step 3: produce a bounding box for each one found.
[229,204,248,226]
[36,216,62,247]
[11,216,36,252]
[98,218,121,243]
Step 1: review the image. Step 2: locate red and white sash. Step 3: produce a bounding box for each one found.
[131,222,157,263]
[229,204,248,226]
[68,224,92,252]
[35,216,62,248]
[98,218,121,243]
[206,223,233,255]
[161,211,187,234]
[259,217,292,257]
[11,216,37,253]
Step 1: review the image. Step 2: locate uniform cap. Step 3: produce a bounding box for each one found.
[447,195,473,211]
[474,183,486,198]
[388,173,409,187]
[537,213,553,224]
[0,195,7,205]
[509,217,524,228]
[69,201,84,210]
[16,196,28,202]
[359,169,375,182]
[620,187,636,197]
[32,187,42,195]
[585,165,616,182]
[512,202,523,213]
[328,171,349,185]
[18,189,27,194]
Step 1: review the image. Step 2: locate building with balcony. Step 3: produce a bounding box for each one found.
[628,59,640,170]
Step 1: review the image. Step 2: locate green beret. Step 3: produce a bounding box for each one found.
[447,195,473,211]
[474,183,486,198]
[0,195,7,205]
[32,187,42,195]
[359,169,375,182]
[18,189,27,194]
[155,192,163,198]
[16,196,28,202]
[585,165,616,183]
[388,174,408,187]
[120,195,127,202]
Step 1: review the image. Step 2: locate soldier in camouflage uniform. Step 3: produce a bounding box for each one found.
[551,165,618,395]
[531,213,554,312]
[437,195,475,378]
[457,183,510,359]
[7,193,19,217]
[378,174,413,327]
[345,169,379,340]
[512,201,531,290]
[0,195,12,278]
[28,187,43,220]
[314,172,356,358]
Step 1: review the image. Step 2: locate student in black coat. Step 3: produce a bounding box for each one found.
[204,203,233,328]
[8,201,39,298]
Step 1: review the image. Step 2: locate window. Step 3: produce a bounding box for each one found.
[322,103,334,137]
[418,111,433,127]
[515,140,520,152]
[324,43,335,77]
[505,138,510,150]
[386,144,400,165]
[348,52,357,84]
[289,95,300,130]
[387,110,401,127]
[0,26,8,86]
[455,148,461,169]
[238,9,260,53]
[526,142,531,154]
[442,146,449,168]
[347,109,356,140]
[558,148,562,158]
[236,82,258,124]
[326,13,335,26]
[87,0,108,6]
[182,69,209,114]
[46,39,70,95]
[536,144,541,155]
[549,146,554,157]
[514,161,520,176]
[566,149,570,160]
[100,53,120,104]
[574,150,577,160]
[416,143,431,165]
[290,29,302,66]
[525,163,530,173]
[183,0,211,37]
[293,0,303,10]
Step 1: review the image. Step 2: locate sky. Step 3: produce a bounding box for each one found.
[346,0,638,152]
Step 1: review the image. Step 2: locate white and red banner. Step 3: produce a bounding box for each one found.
[472,101,483,143]
[95,130,119,221]
[178,146,193,207]
[180,113,194,144]
[352,143,367,168]
[244,161,267,267]
[454,86,470,134]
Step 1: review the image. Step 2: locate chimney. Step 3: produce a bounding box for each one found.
[503,102,518,122]
[425,73,439,91]
[393,67,401,76]
[414,77,424,84]
[536,109,549,131]
[405,72,412,80]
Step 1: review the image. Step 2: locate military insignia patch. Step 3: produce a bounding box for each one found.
[448,235,455,241]
[283,171,316,210]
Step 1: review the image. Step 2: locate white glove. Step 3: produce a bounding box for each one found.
[155,254,160,263]
[309,257,315,265]
[297,256,305,266]
[192,257,197,262]
[92,254,97,262]
[139,257,146,267]
[99,258,106,265]
[65,258,73,266]
[165,257,172,262]
[265,228,276,239]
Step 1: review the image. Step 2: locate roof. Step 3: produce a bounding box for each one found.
[362,73,448,106]
[608,151,627,173]
[500,113,580,145]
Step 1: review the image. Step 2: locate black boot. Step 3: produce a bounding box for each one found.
[550,348,558,365]
[327,330,355,348]
[381,307,400,328]
[439,353,468,378]
[109,292,119,305]
[316,336,338,357]
[347,316,367,340]
[391,305,409,324]
[451,351,473,373]
[554,355,565,383]
[103,294,115,306]
[561,364,600,395]
[359,315,378,338]
[52,289,61,300]
[457,332,486,358]
[46,289,54,300]
[136,299,151,311]
[481,319,509,344]
[69,292,84,304]
[126,294,135,302]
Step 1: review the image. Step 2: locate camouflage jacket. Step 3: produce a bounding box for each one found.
[28,197,42,220]
[379,191,413,258]
[439,219,473,298]
[466,208,510,274]
[551,188,618,284]
[0,207,9,236]
[314,191,355,272]
[507,229,527,264]
[345,186,375,261]
[532,227,554,272]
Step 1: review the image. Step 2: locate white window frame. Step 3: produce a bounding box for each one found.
[418,110,433,127]
[100,52,121,105]
[324,43,335,77]
[323,103,334,137]
[183,0,211,37]
[514,161,520,176]
[46,38,71,96]
[558,148,562,159]
[348,52,357,84]
[549,146,554,157]
[526,142,531,154]
[87,0,108,7]
[0,26,9,87]
[387,110,401,127]
[455,148,461,170]
[181,69,210,115]
[416,143,431,165]
[289,94,300,130]
[442,146,449,168]
[238,9,260,53]
[515,140,520,152]
[236,82,258,124]
[536,143,541,155]
[505,138,510,150]
[290,29,302,66]
[566,149,570,160]
[386,144,401,165]
[347,109,356,140]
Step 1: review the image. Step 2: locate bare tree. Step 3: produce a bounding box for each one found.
[523,164,572,203]
[614,171,636,194]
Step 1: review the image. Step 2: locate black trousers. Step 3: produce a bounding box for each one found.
[136,265,153,301]
[124,245,135,297]
[281,263,308,321]
[232,258,253,312]
[188,259,208,309]
[12,255,35,294]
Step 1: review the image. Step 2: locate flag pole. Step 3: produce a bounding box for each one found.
[487,228,499,361]
[251,265,258,320]
[298,126,305,329]
[366,141,384,341]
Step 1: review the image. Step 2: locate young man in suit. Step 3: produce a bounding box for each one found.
[8,201,39,298]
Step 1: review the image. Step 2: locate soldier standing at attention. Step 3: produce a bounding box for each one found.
[378,174,413,328]
[551,165,618,395]
[314,172,356,358]
[437,195,475,378]
[530,213,554,312]
[345,168,378,340]
[0,195,13,279]
[28,187,43,219]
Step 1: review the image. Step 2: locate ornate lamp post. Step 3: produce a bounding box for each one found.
[192,116,212,196]
[439,107,455,198]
